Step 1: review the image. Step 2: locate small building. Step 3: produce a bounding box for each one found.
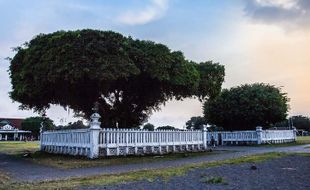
[0,118,31,141]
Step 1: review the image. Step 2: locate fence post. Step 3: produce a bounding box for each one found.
[256,126,263,145]
[39,124,44,151]
[293,127,297,141]
[89,113,101,159]
[202,130,207,150]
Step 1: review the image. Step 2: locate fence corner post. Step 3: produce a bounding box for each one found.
[256,126,263,145]
[39,123,44,151]
[89,113,101,159]
[292,127,297,141]
[203,130,207,150]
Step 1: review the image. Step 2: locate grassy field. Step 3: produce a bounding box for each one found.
[2,152,309,190]
[0,141,221,169]
[0,141,39,155]
[296,136,310,144]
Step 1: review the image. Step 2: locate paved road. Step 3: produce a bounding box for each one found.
[0,144,309,182]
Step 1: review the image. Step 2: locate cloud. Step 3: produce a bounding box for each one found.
[244,0,310,30]
[117,0,169,25]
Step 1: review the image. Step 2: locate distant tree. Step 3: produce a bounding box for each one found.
[185,116,207,130]
[204,83,289,130]
[143,123,155,131]
[9,29,225,128]
[274,115,310,131]
[59,120,88,130]
[291,116,310,131]
[157,125,176,130]
[21,117,55,138]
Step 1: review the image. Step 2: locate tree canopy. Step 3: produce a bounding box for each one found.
[185,116,207,130]
[274,115,310,131]
[203,83,289,130]
[143,123,155,131]
[57,120,88,130]
[157,125,176,130]
[9,29,225,128]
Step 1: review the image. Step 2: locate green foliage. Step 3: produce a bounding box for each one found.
[185,116,207,130]
[274,115,310,131]
[57,120,88,130]
[143,123,155,131]
[9,29,225,128]
[204,83,289,130]
[157,125,176,130]
[21,117,54,137]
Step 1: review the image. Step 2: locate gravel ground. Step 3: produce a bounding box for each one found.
[0,144,309,182]
[78,155,310,190]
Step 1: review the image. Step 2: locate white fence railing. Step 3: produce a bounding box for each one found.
[40,129,91,156]
[40,113,297,158]
[261,130,295,143]
[98,128,205,156]
[220,131,258,145]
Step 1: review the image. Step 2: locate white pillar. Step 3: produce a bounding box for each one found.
[89,113,101,159]
[256,126,263,145]
[293,127,297,141]
[40,126,44,151]
[202,130,207,150]
[5,134,8,141]
[14,133,18,141]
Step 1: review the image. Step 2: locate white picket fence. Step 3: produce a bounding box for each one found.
[261,130,296,143]
[41,128,206,158]
[40,129,91,157]
[207,128,296,145]
[40,113,297,158]
[98,128,205,156]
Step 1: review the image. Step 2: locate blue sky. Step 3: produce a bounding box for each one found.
[0,0,309,128]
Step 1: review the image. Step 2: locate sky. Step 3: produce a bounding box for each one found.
[0,0,309,128]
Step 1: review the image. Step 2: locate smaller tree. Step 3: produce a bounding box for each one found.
[274,115,310,131]
[21,117,55,138]
[143,123,155,131]
[157,125,176,130]
[185,116,207,130]
[291,116,310,131]
[204,83,289,130]
[59,120,88,130]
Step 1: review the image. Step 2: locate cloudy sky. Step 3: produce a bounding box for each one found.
[0,0,309,128]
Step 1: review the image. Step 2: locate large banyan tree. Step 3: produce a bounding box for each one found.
[9,29,225,128]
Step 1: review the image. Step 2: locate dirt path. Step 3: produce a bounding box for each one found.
[0,144,309,182]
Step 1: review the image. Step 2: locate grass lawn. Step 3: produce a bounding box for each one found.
[2,152,309,190]
[0,141,39,155]
[0,141,222,169]
[296,136,310,144]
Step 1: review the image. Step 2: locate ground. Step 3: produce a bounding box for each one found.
[79,155,310,190]
[0,137,309,190]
